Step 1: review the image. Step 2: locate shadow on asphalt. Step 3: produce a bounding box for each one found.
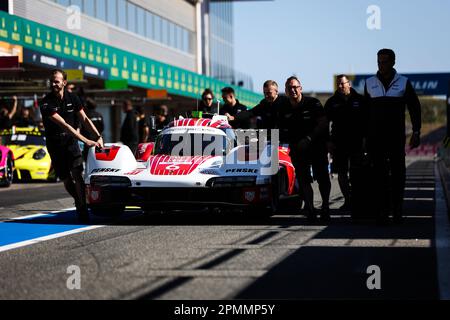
[135,160,439,300]
[6,204,434,231]
[234,245,439,300]
[5,206,320,227]
[233,159,439,299]
[5,206,414,228]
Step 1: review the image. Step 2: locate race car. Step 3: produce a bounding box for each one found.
[0,127,57,182]
[85,116,297,217]
[0,144,14,187]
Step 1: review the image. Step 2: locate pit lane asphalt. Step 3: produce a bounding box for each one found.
[0,181,69,207]
[0,157,447,300]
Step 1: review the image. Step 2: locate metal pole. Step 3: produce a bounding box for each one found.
[196,0,203,75]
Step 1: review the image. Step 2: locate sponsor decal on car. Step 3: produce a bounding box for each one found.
[244,191,256,202]
[225,168,258,174]
[91,168,121,173]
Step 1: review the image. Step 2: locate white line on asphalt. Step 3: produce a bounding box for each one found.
[434,162,450,300]
[0,208,106,253]
[5,208,75,221]
[406,176,435,179]
[121,270,267,278]
[404,198,434,201]
[303,239,431,248]
[203,240,431,249]
[0,225,105,253]
[10,212,61,221]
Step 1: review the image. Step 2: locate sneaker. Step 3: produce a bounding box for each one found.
[76,204,90,223]
[303,207,317,222]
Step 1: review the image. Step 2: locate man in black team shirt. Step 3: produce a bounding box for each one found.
[220,87,249,129]
[40,69,103,222]
[365,49,421,225]
[81,98,104,161]
[229,80,288,132]
[249,80,289,130]
[325,74,368,215]
[120,100,139,155]
[279,76,330,221]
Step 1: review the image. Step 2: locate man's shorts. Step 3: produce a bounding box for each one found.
[46,137,83,180]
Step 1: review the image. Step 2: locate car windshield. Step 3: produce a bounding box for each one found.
[0,133,46,146]
[154,133,228,156]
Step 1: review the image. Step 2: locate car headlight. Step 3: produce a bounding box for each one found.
[199,160,223,175]
[33,149,47,160]
[199,168,221,175]
[208,160,223,168]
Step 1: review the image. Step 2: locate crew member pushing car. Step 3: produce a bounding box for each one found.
[40,69,103,222]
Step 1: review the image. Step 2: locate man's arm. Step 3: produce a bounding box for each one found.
[77,109,104,147]
[143,126,150,143]
[310,114,329,143]
[362,81,372,146]
[323,98,334,141]
[7,96,18,119]
[245,102,267,127]
[142,120,150,143]
[405,80,421,148]
[310,99,329,143]
[405,80,421,133]
[295,101,328,153]
[233,109,252,125]
[97,114,105,134]
[49,112,100,148]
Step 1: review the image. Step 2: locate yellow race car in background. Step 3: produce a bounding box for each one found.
[0,127,57,182]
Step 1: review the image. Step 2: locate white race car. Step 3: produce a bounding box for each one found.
[85,116,297,217]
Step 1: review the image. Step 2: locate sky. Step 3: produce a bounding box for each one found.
[233,0,450,93]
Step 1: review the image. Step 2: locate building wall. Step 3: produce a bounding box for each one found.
[207,1,253,90]
[130,0,195,30]
[209,1,234,84]
[12,0,197,72]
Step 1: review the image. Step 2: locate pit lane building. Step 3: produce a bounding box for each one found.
[0,0,261,142]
